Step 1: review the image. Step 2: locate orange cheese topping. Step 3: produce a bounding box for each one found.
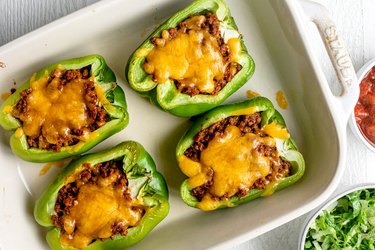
[227,38,241,63]
[201,126,273,198]
[180,121,290,211]
[22,71,87,141]
[13,69,105,146]
[143,15,241,94]
[180,126,275,211]
[60,182,143,249]
[263,121,290,140]
[15,127,24,138]
[3,105,12,113]
[95,85,110,105]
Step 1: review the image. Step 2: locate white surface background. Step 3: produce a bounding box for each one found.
[1,0,375,249]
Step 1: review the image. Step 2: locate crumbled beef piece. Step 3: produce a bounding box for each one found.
[98,161,117,178]
[236,187,250,198]
[84,80,109,129]
[168,28,178,39]
[13,88,32,116]
[206,13,221,38]
[80,169,92,183]
[191,169,214,201]
[174,81,201,96]
[255,144,277,158]
[252,178,267,190]
[51,215,60,227]
[55,182,79,216]
[111,222,128,239]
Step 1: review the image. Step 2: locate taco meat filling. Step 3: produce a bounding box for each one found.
[51,160,145,249]
[143,13,242,96]
[183,112,293,202]
[11,66,109,151]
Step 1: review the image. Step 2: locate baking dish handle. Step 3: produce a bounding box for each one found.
[299,0,359,124]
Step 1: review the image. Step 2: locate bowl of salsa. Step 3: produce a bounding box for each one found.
[350,58,375,151]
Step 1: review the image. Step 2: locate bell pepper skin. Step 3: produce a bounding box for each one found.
[125,0,255,117]
[34,141,169,250]
[176,96,305,210]
[0,55,128,162]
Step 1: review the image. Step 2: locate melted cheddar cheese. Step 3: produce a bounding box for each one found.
[263,121,290,140]
[180,121,290,211]
[143,14,241,94]
[13,69,104,145]
[60,181,143,249]
[3,105,12,113]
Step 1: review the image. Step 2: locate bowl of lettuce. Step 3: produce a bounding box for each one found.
[299,184,375,250]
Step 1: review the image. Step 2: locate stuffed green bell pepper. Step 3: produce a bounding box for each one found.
[125,0,255,117]
[34,141,169,250]
[0,55,128,162]
[176,97,305,211]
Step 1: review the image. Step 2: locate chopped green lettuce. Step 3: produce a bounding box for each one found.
[304,189,375,250]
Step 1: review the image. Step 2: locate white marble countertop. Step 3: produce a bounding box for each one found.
[1,0,375,249]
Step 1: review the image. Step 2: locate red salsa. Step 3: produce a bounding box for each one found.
[354,65,375,145]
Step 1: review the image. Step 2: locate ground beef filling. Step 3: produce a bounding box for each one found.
[148,13,242,96]
[184,112,293,201]
[12,66,109,151]
[52,161,145,247]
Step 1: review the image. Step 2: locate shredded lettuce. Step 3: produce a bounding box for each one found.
[304,189,375,250]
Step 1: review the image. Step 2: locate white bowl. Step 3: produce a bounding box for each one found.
[298,183,375,250]
[349,58,375,152]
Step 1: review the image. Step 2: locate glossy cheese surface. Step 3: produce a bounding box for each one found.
[13,69,104,145]
[60,180,143,248]
[143,15,241,94]
[180,119,290,211]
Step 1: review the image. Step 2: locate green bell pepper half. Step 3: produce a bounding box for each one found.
[125,0,255,117]
[34,141,169,250]
[0,55,128,162]
[176,96,305,210]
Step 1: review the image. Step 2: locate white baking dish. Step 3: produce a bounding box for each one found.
[0,0,358,249]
